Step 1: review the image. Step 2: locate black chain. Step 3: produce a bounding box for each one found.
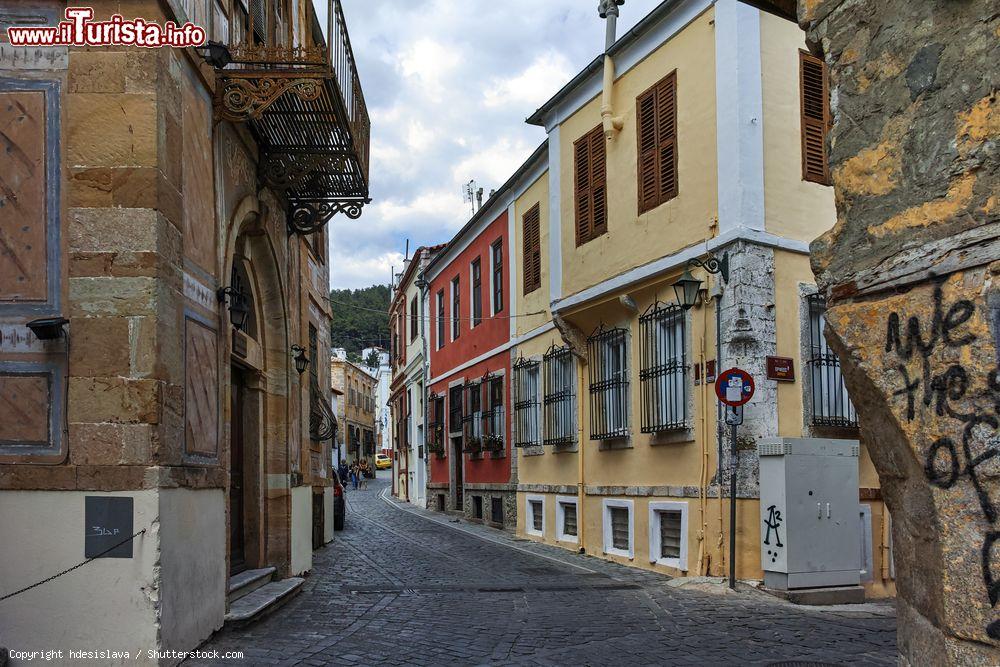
[0,528,146,603]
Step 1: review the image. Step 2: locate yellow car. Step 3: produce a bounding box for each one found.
[375,454,392,470]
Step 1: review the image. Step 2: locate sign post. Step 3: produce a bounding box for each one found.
[715,367,754,589]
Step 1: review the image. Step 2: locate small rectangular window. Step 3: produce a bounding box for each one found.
[562,503,577,537]
[491,497,504,525]
[522,204,541,294]
[610,507,629,551]
[658,511,682,559]
[527,498,543,535]
[471,258,482,326]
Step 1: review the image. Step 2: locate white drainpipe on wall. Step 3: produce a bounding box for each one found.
[599,0,625,141]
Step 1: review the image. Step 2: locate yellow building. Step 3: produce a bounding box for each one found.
[331,355,378,463]
[509,0,895,598]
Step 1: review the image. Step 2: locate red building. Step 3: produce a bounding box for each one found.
[425,204,515,526]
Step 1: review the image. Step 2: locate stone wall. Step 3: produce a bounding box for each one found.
[797,0,1000,662]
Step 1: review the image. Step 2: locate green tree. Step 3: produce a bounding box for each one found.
[329,284,390,358]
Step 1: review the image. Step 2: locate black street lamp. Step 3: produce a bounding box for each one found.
[217,286,249,330]
[671,269,703,310]
[291,345,310,374]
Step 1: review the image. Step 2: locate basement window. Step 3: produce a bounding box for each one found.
[603,499,633,558]
[526,496,544,536]
[556,496,578,543]
[649,501,688,571]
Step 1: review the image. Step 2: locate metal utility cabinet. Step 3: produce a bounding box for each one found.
[758,438,860,589]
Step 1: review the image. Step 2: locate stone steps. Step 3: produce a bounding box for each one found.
[224,577,304,628]
[227,566,277,603]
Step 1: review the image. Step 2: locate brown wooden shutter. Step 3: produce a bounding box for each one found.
[574,133,592,245]
[800,50,830,184]
[637,71,678,214]
[656,72,678,201]
[590,128,607,236]
[522,203,541,294]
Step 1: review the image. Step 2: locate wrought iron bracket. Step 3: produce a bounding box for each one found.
[687,251,729,283]
[287,197,369,235]
[259,150,350,191]
[215,74,324,123]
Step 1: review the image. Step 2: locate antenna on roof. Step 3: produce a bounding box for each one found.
[404,239,410,261]
[476,188,484,210]
[463,179,477,216]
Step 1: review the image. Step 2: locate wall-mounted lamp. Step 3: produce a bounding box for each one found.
[194,40,232,69]
[26,317,69,340]
[291,345,310,374]
[217,286,249,331]
[671,269,703,311]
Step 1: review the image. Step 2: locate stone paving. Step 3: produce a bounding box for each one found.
[189,477,897,666]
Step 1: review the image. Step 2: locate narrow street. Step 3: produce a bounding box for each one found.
[192,476,896,666]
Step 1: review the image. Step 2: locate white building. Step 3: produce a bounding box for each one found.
[362,346,392,454]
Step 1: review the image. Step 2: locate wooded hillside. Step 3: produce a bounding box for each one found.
[329,284,390,360]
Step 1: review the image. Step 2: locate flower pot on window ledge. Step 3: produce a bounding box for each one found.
[463,436,481,454]
[482,434,504,453]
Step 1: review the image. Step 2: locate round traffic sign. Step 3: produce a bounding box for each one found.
[715,367,755,407]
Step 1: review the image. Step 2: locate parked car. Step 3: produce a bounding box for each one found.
[375,453,392,470]
[332,470,345,531]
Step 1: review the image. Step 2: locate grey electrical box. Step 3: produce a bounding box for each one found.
[758,438,860,589]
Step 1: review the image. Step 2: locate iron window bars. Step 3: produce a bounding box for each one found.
[639,302,688,432]
[543,345,576,446]
[448,385,464,434]
[513,357,541,448]
[463,381,483,453]
[588,326,631,440]
[482,373,505,452]
[807,293,858,428]
[427,394,445,455]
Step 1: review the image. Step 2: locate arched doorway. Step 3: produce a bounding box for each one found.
[222,196,290,577]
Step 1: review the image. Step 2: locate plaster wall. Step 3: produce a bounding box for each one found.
[290,485,312,575]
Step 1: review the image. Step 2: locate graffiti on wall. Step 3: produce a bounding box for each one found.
[885,282,1000,639]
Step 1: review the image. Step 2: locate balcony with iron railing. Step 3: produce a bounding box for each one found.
[209,0,370,234]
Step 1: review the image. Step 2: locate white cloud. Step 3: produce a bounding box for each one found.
[483,50,573,110]
[329,249,406,291]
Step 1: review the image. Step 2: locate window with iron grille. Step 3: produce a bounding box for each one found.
[543,345,576,445]
[436,290,445,349]
[427,395,445,453]
[492,239,504,313]
[588,327,630,440]
[807,293,858,427]
[639,303,687,432]
[463,381,482,451]
[482,374,504,451]
[513,359,540,448]
[448,385,463,433]
[471,258,482,327]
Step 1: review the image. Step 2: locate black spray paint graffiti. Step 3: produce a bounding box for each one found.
[886,283,1000,640]
[763,504,784,565]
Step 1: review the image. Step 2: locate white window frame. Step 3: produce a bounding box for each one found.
[859,504,873,583]
[648,501,688,571]
[436,290,445,350]
[602,498,634,559]
[555,495,579,544]
[450,276,461,342]
[470,258,482,328]
[525,494,545,537]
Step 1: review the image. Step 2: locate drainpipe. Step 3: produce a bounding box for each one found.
[599,0,625,141]
[416,267,430,509]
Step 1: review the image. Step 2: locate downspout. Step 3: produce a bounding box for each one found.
[599,0,625,141]
[416,267,430,509]
[697,290,709,575]
[713,279,725,574]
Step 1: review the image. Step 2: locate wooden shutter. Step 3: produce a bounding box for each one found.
[800,50,830,184]
[574,126,607,245]
[522,203,541,294]
[637,71,678,214]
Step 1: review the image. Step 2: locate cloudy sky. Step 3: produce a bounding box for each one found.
[327,0,663,289]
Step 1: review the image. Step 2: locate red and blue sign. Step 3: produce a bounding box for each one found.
[715,367,755,407]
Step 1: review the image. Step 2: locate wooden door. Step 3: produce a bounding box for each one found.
[230,367,246,575]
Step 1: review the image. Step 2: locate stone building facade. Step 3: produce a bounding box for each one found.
[796,0,1000,662]
[0,0,367,660]
[331,356,377,464]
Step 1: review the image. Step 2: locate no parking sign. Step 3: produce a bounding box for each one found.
[714,367,754,407]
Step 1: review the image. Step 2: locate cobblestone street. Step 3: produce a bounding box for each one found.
[190,476,896,666]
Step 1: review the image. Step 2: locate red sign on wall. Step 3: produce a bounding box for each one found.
[766,356,795,381]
